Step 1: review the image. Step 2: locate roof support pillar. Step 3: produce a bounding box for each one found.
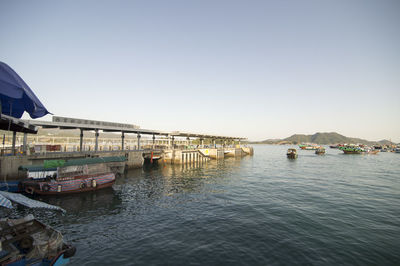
[200,138,204,147]
[186,137,190,148]
[12,131,16,155]
[172,136,175,149]
[121,132,125,150]
[137,134,141,150]
[152,134,155,149]
[79,129,83,152]
[23,132,27,154]
[212,139,216,148]
[94,129,99,152]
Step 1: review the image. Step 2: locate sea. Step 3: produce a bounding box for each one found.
[2,145,400,265]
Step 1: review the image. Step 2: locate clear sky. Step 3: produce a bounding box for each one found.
[1,0,399,142]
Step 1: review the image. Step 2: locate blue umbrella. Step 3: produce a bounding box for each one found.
[0,61,50,118]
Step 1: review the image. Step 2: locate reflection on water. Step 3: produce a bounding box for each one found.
[40,188,122,218]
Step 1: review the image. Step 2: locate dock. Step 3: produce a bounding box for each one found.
[0,116,253,181]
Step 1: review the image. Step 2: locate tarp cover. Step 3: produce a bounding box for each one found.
[0,191,65,212]
[0,193,12,209]
[44,159,65,169]
[20,156,127,172]
[0,61,50,118]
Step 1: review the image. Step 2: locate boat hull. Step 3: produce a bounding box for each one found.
[342,150,362,154]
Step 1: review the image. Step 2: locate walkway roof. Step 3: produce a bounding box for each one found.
[25,119,246,140]
[0,114,38,134]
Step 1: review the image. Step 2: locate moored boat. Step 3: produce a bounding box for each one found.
[22,173,115,195]
[287,148,298,159]
[19,157,124,195]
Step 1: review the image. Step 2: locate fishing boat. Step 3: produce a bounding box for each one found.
[19,157,126,195]
[339,145,364,154]
[287,148,298,159]
[298,143,318,150]
[0,215,76,266]
[315,147,326,155]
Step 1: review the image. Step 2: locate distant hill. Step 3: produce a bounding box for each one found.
[253,132,395,145]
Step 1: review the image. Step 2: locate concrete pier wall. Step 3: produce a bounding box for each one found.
[207,149,225,159]
[162,149,210,165]
[0,150,144,181]
[242,147,254,155]
[224,148,236,157]
[1,146,253,181]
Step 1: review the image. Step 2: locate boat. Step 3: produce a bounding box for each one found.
[287,148,298,159]
[298,143,318,150]
[365,150,379,155]
[373,145,382,150]
[394,148,400,153]
[339,145,364,154]
[363,147,380,155]
[19,157,125,195]
[0,215,76,265]
[315,147,326,155]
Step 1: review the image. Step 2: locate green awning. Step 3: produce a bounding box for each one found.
[19,156,127,172]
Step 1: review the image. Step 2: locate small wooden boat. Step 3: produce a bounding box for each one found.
[315,147,326,155]
[365,150,379,155]
[0,215,76,265]
[287,148,298,159]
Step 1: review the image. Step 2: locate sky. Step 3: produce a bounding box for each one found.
[0,0,399,142]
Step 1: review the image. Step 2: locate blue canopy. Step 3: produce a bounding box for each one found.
[0,61,50,118]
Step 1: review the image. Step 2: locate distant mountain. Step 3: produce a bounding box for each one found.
[254,132,393,145]
[376,139,393,146]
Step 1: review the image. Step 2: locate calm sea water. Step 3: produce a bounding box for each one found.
[3,145,400,265]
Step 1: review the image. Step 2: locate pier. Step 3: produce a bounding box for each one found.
[0,116,253,181]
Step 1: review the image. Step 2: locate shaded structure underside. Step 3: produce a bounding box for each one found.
[0,114,37,134]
